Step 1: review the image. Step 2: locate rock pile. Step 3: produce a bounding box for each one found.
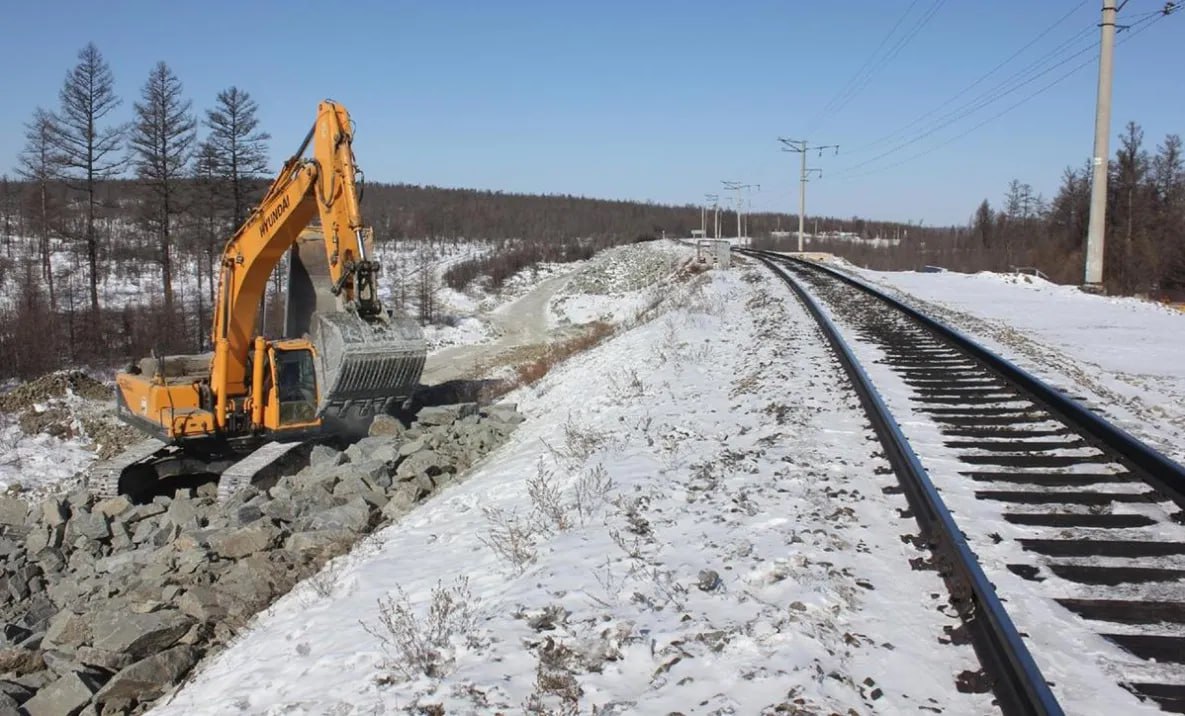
[0,402,523,715]
[0,372,110,414]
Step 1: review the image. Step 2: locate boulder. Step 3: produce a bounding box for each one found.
[0,648,44,676]
[126,503,166,523]
[95,645,199,705]
[207,522,278,560]
[394,450,447,481]
[2,624,32,646]
[380,488,419,522]
[0,680,34,705]
[398,437,427,457]
[259,499,297,524]
[284,529,354,557]
[43,612,91,650]
[89,609,192,660]
[289,466,340,494]
[37,499,70,528]
[0,497,28,528]
[345,436,400,465]
[295,497,371,533]
[177,587,229,622]
[332,475,387,509]
[41,651,102,680]
[21,672,95,716]
[92,497,132,520]
[415,403,477,426]
[231,505,264,527]
[66,512,110,543]
[215,558,284,611]
[309,444,346,468]
[484,403,525,425]
[0,537,20,559]
[73,646,133,673]
[164,498,201,530]
[368,414,405,437]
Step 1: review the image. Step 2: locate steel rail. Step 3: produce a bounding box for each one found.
[744,249,1064,716]
[759,250,1185,510]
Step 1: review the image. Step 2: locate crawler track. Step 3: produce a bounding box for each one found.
[744,249,1185,715]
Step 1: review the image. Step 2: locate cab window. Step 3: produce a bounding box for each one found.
[273,349,317,424]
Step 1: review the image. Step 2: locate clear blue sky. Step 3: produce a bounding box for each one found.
[0,0,1181,225]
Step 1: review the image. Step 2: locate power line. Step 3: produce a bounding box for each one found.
[832,9,1175,182]
[848,1,1090,155]
[833,33,1102,177]
[806,0,944,132]
[827,0,948,121]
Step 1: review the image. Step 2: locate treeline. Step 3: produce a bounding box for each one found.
[972,123,1183,295]
[757,122,1185,297]
[1,42,272,377]
[3,43,1180,381]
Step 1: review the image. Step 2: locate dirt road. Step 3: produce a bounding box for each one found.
[421,274,570,385]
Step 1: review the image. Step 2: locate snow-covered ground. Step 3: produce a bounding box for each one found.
[0,372,137,494]
[851,267,1185,466]
[151,255,989,715]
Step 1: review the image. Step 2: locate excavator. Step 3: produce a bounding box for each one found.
[89,100,426,502]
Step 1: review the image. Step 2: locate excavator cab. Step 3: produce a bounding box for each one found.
[271,345,318,426]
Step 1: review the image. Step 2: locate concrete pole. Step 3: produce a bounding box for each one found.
[714,204,720,239]
[798,148,807,253]
[1084,0,1117,287]
[735,194,743,241]
[701,205,706,240]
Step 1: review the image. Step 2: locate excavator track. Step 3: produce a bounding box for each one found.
[215,440,311,503]
[87,438,169,500]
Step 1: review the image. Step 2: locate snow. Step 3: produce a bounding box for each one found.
[0,417,94,493]
[548,242,686,329]
[152,255,988,715]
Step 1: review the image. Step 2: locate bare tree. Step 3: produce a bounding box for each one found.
[201,87,270,228]
[0,174,13,258]
[50,42,126,319]
[130,61,196,325]
[16,108,59,309]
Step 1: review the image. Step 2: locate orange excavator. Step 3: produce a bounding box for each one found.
[89,100,425,501]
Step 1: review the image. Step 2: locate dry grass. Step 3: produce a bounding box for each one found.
[512,321,614,388]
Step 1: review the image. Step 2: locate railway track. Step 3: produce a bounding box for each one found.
[742,248,1185,715]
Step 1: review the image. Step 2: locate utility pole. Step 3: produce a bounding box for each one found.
[705,193,719,238]
[722,181,742,241]
[1083,0,1118,288]
[778,138,838,253]
[722,181,759,244]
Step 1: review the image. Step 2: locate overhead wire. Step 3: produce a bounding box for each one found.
[805,0,944,133]
[834,34,1101,176]
[847,1,1090,155]
[832,9,1175,182]
[833,7,1171,178]
[825,0,948,122]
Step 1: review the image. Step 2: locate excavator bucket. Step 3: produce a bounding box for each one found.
[309,309,426,423]
[285,228,426,434]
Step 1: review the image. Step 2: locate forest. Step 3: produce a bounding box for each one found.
[1,43,1182,381]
